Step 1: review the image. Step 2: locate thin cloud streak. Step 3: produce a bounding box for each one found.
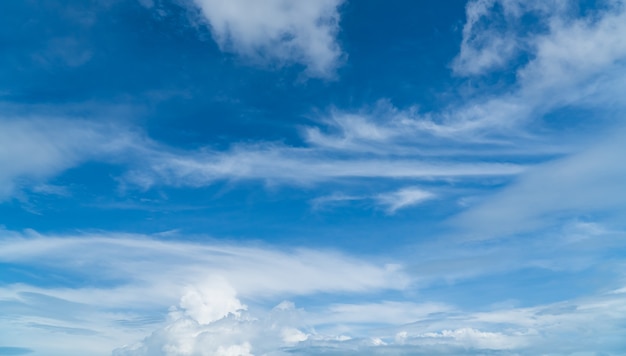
[376,187,434,214]
[0,115,526,200]
[310,186,435,214]
[130,145,525,188]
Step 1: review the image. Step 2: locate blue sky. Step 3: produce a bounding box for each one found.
[1,0,626,355]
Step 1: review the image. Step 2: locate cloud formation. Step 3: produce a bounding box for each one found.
[445,0,626,139]
[0,231,408,355]
[0,112,524,204]
[114,278,626,355]
[311,186,434,214]
[375,187,434,214]
[193,0,345,78]
[455,130,626,237]
[2,217,626,355]
[0,117,133,201]
[453,0,568,76]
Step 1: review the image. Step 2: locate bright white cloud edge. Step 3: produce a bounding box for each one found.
[192,0,345,78]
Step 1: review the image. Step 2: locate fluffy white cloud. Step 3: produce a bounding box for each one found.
[113,284,626,355]
[114,298,306,356]
[193,0,345,78]
[179,277,246,325]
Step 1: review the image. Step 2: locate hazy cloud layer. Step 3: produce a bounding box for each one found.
[455,130,626,237]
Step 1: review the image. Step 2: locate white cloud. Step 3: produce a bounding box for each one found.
[0,117,133,201]
[453,0,518,76]
[1,224,625,355]
[0,231,409,354]
[409,328,527,350]
[376,187,434,214]
[113,284,626,355]
[114,299,306,356]
[124,142,525,189]
[453,0,569,76]
[5,0,626,235]
[0,233,409,301]
[179,277,246,325]
[454,128,626,238]
[310,187,434,214]
[193,0,345,78]
[439,0,626,140]
[310,193,364,210]
[0,112,524,203]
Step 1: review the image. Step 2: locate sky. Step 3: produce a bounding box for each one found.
[1,0,626,355]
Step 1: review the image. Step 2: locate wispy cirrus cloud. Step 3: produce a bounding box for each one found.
[127,143,523,188]
[0,116,135,201]
[311,186,435,214]
[375,187,435,214]
[0,111,524,204]
[452,0,569,76]
[454,128,626,238]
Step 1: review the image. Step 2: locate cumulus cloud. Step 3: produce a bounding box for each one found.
[113,284,626,355]
[179,277,246,325]
[193,0,345,78]
[113,298,306,356]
